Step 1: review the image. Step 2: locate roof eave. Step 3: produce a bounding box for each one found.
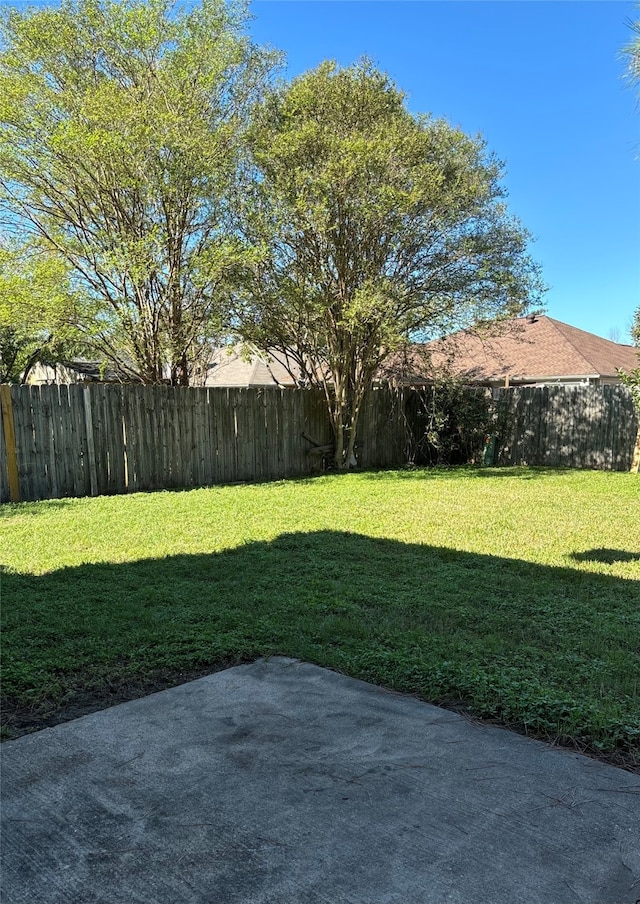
[495,373,602,384]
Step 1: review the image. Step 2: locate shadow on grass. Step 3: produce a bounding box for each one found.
[357,465,568,481]
[570,548,640,564]
[0,498,85,518]
[2,531,639,767]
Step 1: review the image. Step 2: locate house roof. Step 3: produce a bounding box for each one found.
[27,359,124,384]
[414,316,639,385]
[204,345,300,387]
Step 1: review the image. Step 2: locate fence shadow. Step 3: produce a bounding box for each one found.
[2,531,638,763]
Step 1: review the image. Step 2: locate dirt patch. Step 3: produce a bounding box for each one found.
[1,656,256,740]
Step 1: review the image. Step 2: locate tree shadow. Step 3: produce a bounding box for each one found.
[570,548,640,564]
[0,498,82,518]
[1,531,639,766]
[357,465,562,482]
[456,466,567,479]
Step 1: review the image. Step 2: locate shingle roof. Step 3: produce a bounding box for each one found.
[204,345,300,387]
[419,316,639,384]
[206,320,639,388]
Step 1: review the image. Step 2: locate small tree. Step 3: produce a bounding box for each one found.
[631,306,640,346]
[238,61,545,468]
[0,0,277,383]
[618,306,640,473]
[0,240,89,383]
[403,378,493,466]
[618,11,640,469]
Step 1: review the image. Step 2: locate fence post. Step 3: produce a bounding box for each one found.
[0,385,21,503]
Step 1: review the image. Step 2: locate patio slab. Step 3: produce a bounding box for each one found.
[1,657,639,904]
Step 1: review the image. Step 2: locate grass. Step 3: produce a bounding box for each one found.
[1,466,639,768]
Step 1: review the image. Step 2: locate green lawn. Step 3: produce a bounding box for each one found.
[1,467,639,767]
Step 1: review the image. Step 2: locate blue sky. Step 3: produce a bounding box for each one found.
[249,1,640,342]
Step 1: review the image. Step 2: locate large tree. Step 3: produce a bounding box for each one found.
[237,61,545,467]
[0,0,276,384]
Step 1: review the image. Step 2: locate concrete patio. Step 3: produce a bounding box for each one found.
[2,657,639,904]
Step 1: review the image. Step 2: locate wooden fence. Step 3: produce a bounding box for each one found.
[0,384,407,503]
[0,382,637,503]
[494,384,638,471]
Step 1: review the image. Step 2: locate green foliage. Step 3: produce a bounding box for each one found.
[618,366,640,412]
[622,12,640,92]
[402,380,494,466]
[0,240,89,382]
[631,305,640,347]
[0,0,278,383]
[237,60,545,467]
[617,307,640,418]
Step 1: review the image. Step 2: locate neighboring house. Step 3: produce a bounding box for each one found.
[26,347,302,387]
[24,317,639,391]
[27,359,122,385]
[202,345,302,388]
[385,315,639,389]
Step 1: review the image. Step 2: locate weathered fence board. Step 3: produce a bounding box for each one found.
[0,382,637,503]
[0,385,335,501]
[495,384,638,471]
[0,385,19,503]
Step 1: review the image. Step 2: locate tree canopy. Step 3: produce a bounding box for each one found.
[237,61,545,466]
[0,240,89,383]
[622,11,640,92]
[0,0,277,383]
[0,11,546,460]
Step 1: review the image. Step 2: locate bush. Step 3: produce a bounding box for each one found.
[403,379,494,465]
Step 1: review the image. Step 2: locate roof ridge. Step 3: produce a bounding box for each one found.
[544,317,603,372]
[546,316,635,349]
[248,348,262,385]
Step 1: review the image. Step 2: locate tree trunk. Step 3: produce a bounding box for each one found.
[334,418,346,469]
[20,345,45,385]
[331,373,347,469]
[345,397,363,468]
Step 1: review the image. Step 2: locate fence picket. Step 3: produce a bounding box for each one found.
[0,386,20,502]
[10,384,33,500]
[90,386,105,495]
[110,386,127,493]
[0,386,8,503]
